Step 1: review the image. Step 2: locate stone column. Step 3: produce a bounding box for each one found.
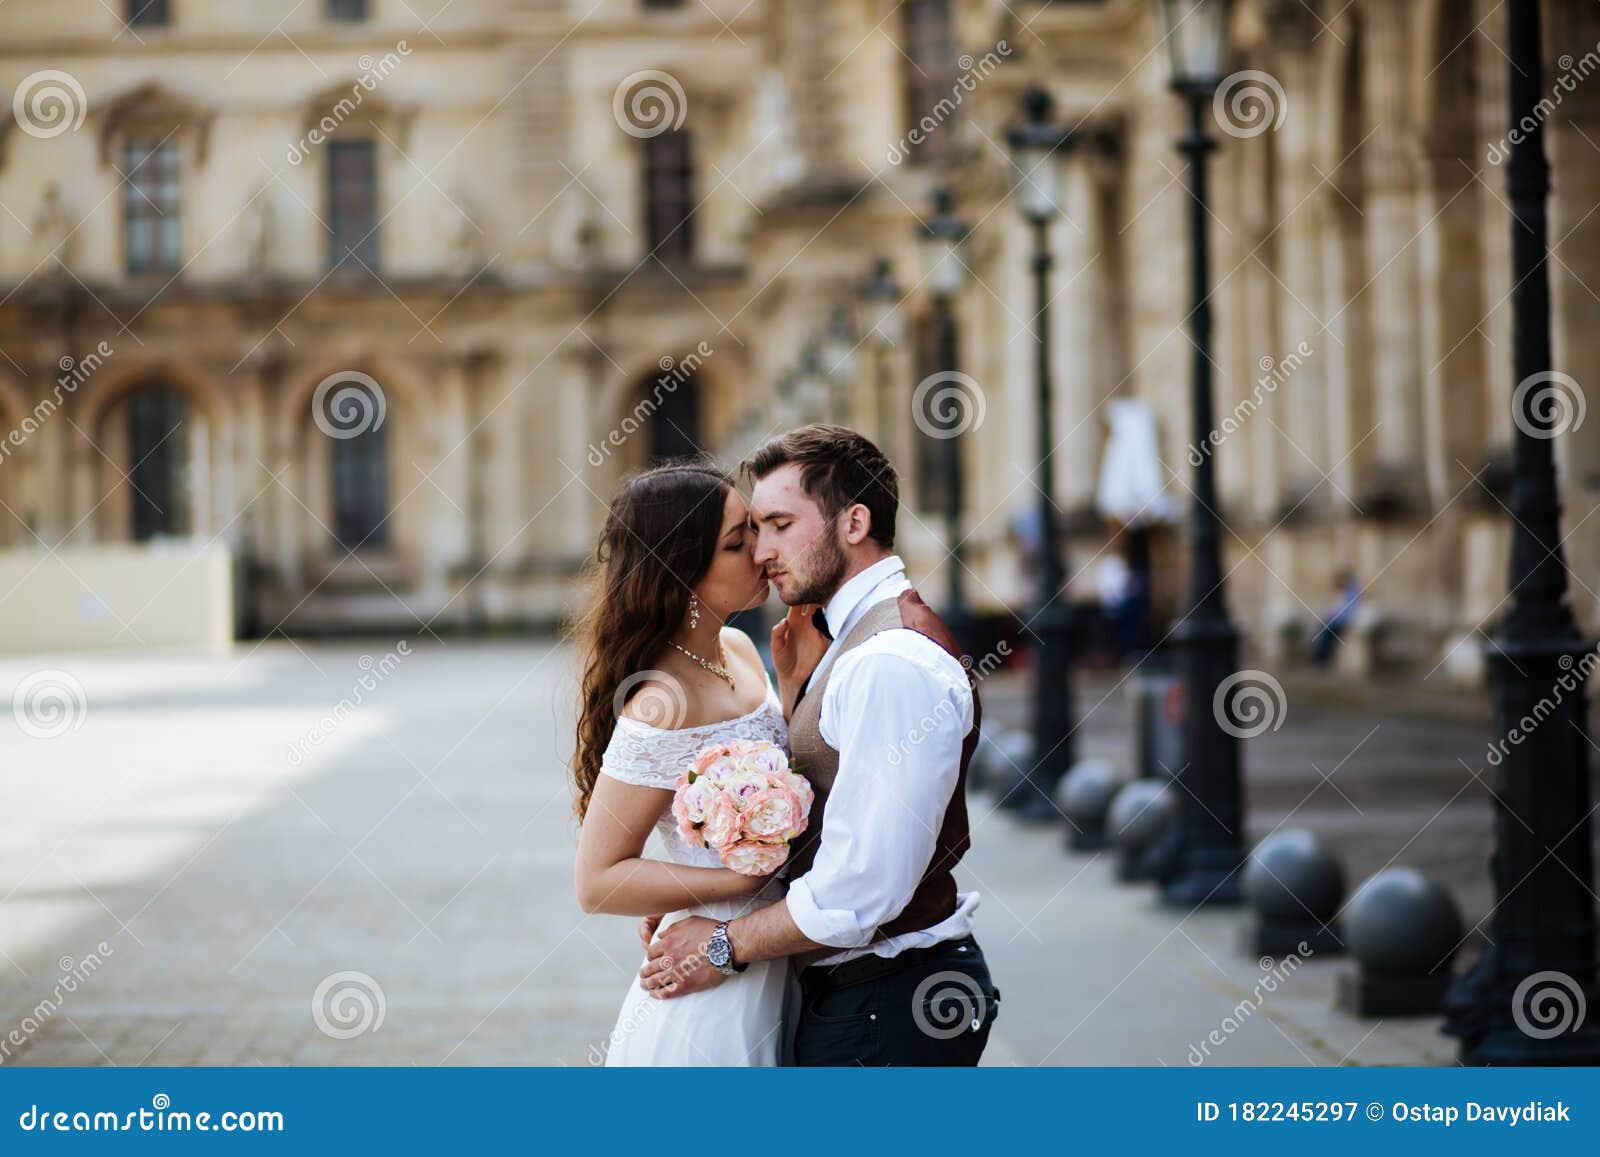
[1266,2,1330,502]
[1475,0,1515,450]
[1054,146,1105,521]
[1360,0,1427,506]
[266,377,301,584]
[422,355,472,604]
[1547,5,1600,633]
[67,416,98,545]
[35,376,69,544]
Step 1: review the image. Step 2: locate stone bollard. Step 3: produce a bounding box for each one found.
[1108,779,1175,882]
[970,729,1031,797]
[1241,828,1346,959]
[1056,758,1126,852]
[1335,867,1464,1017]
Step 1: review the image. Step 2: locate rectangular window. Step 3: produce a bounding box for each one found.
[123,140,181,275]
[126,0,170,25]
[332,414,389,550]
[327,0,368,21]
[643,129,694,266]
[901,0,957,166]
[327,139,379,272]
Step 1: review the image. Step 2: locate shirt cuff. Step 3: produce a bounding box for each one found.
[784,878,871,949]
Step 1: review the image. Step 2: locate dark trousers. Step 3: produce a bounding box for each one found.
[793,936,999,1066]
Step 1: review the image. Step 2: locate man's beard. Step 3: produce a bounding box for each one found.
[785,532,848,606]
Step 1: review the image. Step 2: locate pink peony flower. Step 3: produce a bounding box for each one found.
[739,786,808,842]
[721,767,770,804]
[748,745,788,776]
[781,769,814,810]
[701,792,741,852]
[692,744,733,776]
[672,776,720,836]
[702,755,742,784]
[721,839,790,877]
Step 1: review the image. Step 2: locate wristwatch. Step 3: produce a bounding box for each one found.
[705,921,748,976]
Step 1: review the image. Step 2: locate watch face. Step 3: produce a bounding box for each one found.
[707,936,731,968]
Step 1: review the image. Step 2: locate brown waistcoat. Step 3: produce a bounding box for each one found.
[785,587,981,958]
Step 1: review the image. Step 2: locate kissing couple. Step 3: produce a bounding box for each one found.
[572,424,999,1066]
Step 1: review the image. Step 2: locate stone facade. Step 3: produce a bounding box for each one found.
[0,0,1595,676]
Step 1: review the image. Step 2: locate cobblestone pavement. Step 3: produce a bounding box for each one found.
[0,641,1558,1066]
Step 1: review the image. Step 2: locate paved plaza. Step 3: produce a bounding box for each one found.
[0,640,1515,1066]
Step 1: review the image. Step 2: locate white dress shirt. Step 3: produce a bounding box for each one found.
[784,554,981,965]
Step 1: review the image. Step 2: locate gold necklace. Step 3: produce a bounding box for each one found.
[669,638,737,691]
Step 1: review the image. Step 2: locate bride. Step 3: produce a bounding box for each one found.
[570,462,820,1066]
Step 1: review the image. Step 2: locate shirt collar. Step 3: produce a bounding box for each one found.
[822,554,906,640]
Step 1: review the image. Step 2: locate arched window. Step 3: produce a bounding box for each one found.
[329,387,389,550]
[644,369,702,464]
[126,387,190,541]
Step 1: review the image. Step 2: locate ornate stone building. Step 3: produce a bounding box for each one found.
[0,0,1595,679]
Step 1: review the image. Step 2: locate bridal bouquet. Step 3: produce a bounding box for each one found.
[671,740,812,876]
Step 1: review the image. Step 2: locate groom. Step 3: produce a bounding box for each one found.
[640,424,998,1066]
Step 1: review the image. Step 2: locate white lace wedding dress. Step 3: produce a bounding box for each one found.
[595,680,794,1066]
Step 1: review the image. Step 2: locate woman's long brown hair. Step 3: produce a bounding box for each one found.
[570,462,734,821]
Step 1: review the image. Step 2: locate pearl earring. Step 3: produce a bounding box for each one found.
[688,596,701,630]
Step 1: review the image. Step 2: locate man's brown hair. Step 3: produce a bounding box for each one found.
[742,424,898,549]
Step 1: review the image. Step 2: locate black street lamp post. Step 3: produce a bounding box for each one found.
[860,259,905,445]
[920,189,974,649]
[1445,0,1600,1066]
[1006,86,1079,821]
[1156,0,1245,905]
